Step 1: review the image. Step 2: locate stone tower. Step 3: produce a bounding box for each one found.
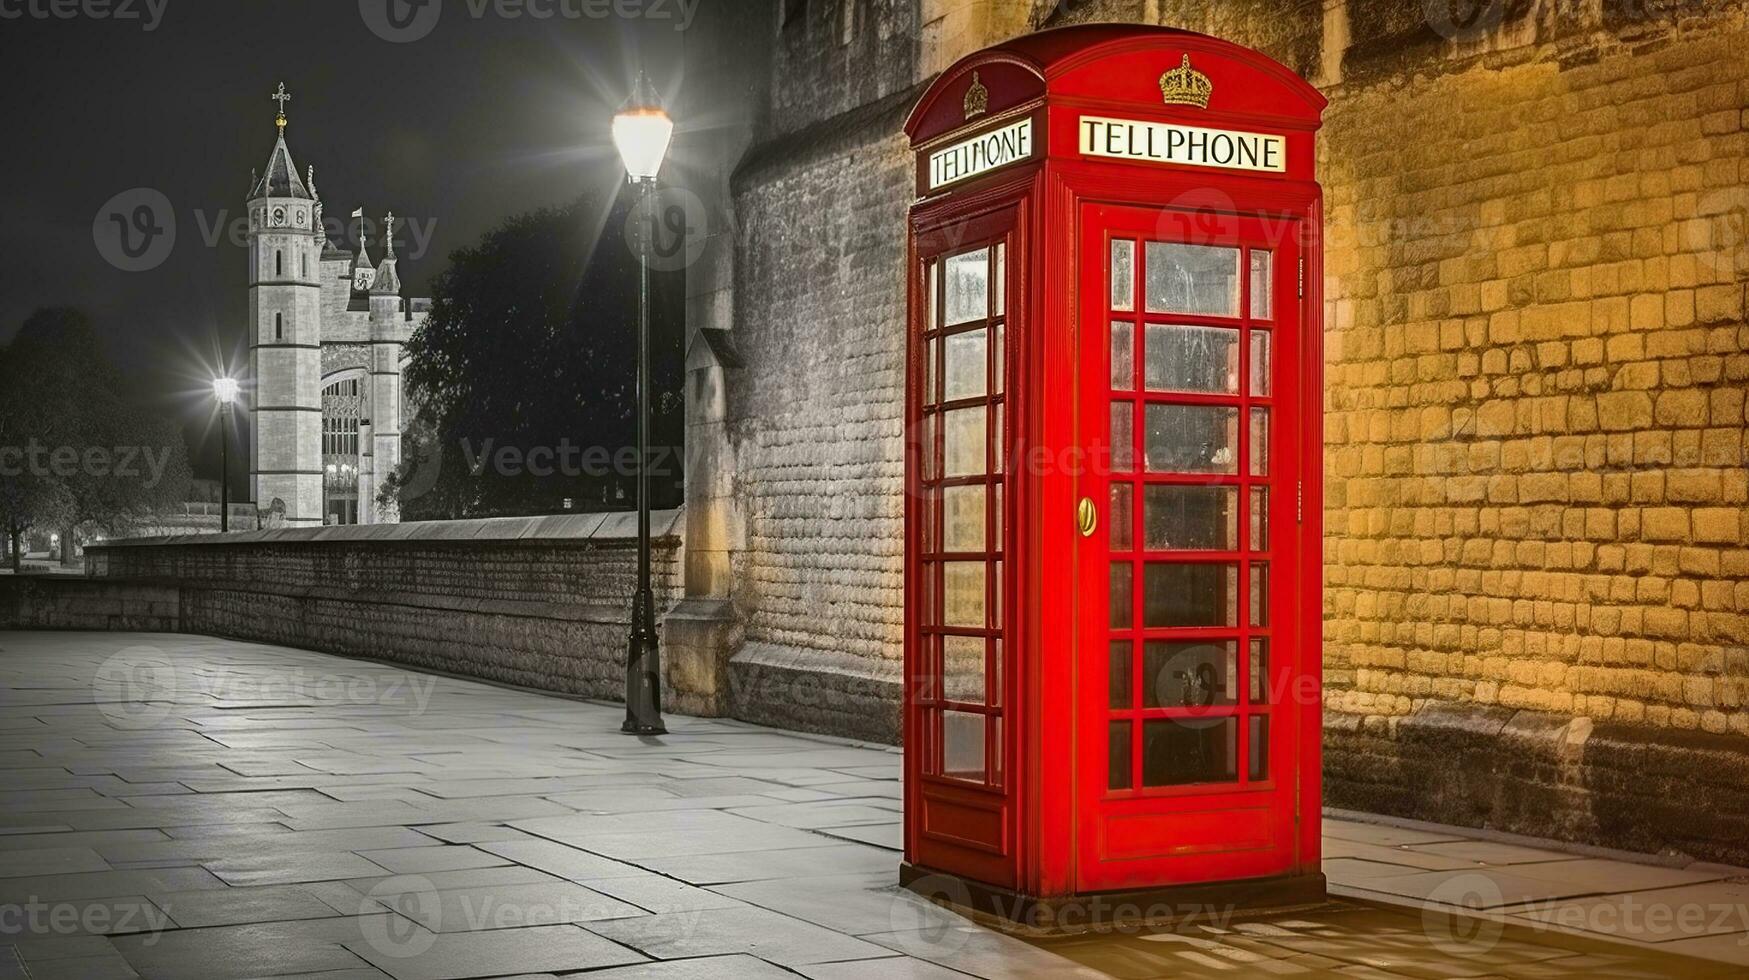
[247,84,324,526]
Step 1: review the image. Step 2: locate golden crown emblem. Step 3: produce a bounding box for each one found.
[1159,54,1213,109]
[963,71,989,120]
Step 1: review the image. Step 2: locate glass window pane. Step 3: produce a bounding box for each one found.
[942,484,985,553]
[992,482,1004,555]
[993,243,1005,317]
[1145,242,1239,316]
[1144,562,1238,627]
[943,328,986,401]
[1249,408,1269,476]
[944,249,988,325]
[943,406,985,477]
[992,559,1003,626]
[1249,639,1269,704]
[1111,402,1134,472]
[927,260,939,328]
[993,320,1005,395]
[943,635,985,703]
[1109,640,1133,708]
[1249,487,1268,552]
[1250,250,1272,319]
[993,402,1005,472]
[943,561,985,627]
[1111,322,1134,390]
[1145,405,1237,474]
[1249,330,1271,396]
[1250,563,1269,627]
[1110,483,1133,551]
[1145,324,1239,394]
[1144,641,1237,708]
[942,709,986,781]
[1111,239,1134,311]
[1144,717,1237,786]
[1144,485,1237,551]
[1110,561,1133,629]
[923,336,938,405]
[1109,720,1133,790]
[992,638,1003,707]
[1249,715,1269,782]
[990,716,1004,785]
[917,414,935,481]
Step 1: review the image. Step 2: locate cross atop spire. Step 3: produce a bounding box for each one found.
[272,82,291,130]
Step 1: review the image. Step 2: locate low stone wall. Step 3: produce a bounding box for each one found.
[43,512,685,705]
[1325,704,1749,866]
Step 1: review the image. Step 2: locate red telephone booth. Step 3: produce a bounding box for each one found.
[902,25,1326,922]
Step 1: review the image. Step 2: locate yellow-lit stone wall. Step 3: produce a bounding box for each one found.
[1319,16,1749,740]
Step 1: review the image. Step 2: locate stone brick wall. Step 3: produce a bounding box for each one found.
[1313,3,1749,859]
[722,87,920,739]
[712,1,1749,858]
[67,513,682,702]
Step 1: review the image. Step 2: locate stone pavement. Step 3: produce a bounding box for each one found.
[0,631,1742,979]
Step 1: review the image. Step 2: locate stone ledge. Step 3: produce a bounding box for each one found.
[727,642,902,744]
[1325,701,1749,866]
[92,508,684,549]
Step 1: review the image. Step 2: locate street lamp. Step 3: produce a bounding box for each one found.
[213,377,239,533]
[614,72,673,736]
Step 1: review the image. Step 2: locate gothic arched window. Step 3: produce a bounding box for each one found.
[276,251,283,277]
[275,313,282,341]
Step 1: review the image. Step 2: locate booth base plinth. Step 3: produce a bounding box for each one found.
[900,862,1329,934]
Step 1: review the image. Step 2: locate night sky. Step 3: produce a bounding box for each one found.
[0,0,694,484]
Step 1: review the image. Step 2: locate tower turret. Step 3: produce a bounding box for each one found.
[247,83,325,526]
[364,211,411,523]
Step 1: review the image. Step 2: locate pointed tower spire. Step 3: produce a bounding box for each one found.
[250,83,312,201]
[372,211,401,295]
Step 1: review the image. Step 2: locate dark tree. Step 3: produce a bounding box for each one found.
[384,188,684,520]
[0,309,192,566]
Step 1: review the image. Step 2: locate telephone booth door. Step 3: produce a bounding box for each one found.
[1075,204,1304,892]
[907,203,1025,890]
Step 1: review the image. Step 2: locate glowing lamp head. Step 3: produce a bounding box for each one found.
[612,73,672,182]
[212,377,239,405]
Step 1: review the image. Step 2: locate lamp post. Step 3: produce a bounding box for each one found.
[613,72,674,736]
[213,377,239,532]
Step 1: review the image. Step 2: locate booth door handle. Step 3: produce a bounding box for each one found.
[1076,497,1097,538]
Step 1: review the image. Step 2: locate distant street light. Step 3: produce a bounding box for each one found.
[213,377,239,533]
[614,72,672,737]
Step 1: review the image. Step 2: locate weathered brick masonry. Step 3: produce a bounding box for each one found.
[707,1,1749,860]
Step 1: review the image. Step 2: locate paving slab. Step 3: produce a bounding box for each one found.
[4,632,1741,978]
